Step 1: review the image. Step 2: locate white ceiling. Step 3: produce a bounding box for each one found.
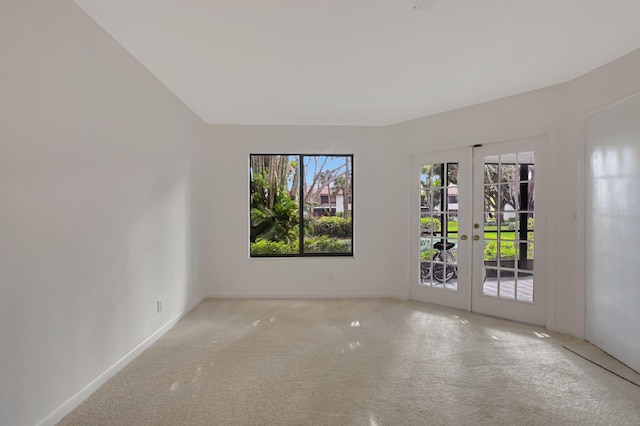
[73,0,640,126]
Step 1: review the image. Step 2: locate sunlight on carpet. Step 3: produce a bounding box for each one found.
[59,299,640,425]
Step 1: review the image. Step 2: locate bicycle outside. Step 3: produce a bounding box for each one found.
[420,240,457,284]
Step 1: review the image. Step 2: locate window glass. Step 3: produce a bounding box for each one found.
[250,154,353,257]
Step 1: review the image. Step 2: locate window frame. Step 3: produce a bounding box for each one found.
[249,153,354,258]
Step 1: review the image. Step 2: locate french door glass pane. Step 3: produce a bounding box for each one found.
[482,151,535,302]
[419,162,459,291]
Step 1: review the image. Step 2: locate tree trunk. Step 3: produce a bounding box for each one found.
[289,159,299,200]
[342,158,350,220]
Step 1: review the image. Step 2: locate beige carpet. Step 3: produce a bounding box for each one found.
[563,341,640,387]
[59,299,640,425]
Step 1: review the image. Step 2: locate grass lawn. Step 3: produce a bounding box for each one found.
[443,222,532,241]
[420,221,535,261]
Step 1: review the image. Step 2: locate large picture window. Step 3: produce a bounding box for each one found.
[250,154,353,257]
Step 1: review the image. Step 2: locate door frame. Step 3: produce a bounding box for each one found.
[470,135,549,326]
[410,147,473,311]
[409,134,550,326]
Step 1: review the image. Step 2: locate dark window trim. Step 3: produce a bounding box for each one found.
[249,153,354,258]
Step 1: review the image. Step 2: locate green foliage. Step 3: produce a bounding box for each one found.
[250,194,299,243]
[250,171,268,210]
[250,239,299,255]
[419,238,437,260]
[421,249,437,260]
[483,241,516,261]
[309,216,352,238]
[250,155,300,244]
[249,155,355,256]
[304,236,351,253]
[251,236,351,255]
[420,217,441,234]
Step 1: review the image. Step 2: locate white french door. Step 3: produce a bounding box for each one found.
[411,136,547,325]
[471,137,547,325]
[410,148,473,311]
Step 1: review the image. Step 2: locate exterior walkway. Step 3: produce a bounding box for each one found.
[429,275,535,303]
[483,276,534,302]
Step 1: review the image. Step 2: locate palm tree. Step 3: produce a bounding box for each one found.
[332,159,351,220]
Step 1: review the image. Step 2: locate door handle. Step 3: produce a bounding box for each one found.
[473,235,480,241]
[460,235,468,240]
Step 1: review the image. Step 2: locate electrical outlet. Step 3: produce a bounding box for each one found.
[157,299,163,313]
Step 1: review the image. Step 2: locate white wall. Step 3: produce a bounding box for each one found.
[3,1,640,422]
[205,48,640,342]
[585,92,640,373]
[204,125,406,299]
[393,49,640,338]
[556,48,640,339]
[392,86,568,332]
[203,88,566,310]
[0,1,207,425]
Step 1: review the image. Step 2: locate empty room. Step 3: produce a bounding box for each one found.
[2,0,640,425]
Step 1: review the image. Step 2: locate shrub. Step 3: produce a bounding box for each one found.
[420,238,437,260]
[304,235,351,253]
[420,217,441,235]
[421,249,437,260]
[309,216,352,238]
[250,239,299,255]
[250,193,299,243]
[251,235,352,255]
[527,217,535,229]
[483,241,516,261]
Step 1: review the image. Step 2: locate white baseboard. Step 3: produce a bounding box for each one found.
[204,292,400,299]
[38,296,206,426]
